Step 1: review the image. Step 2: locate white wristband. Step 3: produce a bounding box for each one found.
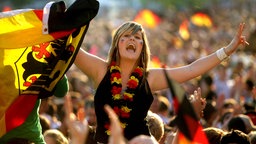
[216,48,228,61]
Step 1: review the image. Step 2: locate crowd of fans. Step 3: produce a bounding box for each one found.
[37,1,256,144]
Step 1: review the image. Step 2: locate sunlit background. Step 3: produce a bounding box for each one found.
[1,0,256,68]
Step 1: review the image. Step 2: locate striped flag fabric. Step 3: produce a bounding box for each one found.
[0,0,99,137]
[163,68,209,144]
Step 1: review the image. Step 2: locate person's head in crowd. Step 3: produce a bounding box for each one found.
[245,109,256,125]
[69,91,82,113]
[46,100,58,118]
[67,71,89,97]
[84,95,97,126]
[39,97,62,129]
[203,127,226,144]
[153,95,171,124]
[244,103,255,113]
[157,95,171,114]
[146,111,165,142]
[43,129,69,144]
[228,114,256,134]
[219,109,234,127]
[199,74,217,101]
[220,129,250,144]
[245,78,254,92]
[216,64,228,81]
[202,101,218,127]
[249,131,256,144]
[220,98,242,116]
[129,135,159,144]
[39,114,50,134]
[231,60,244,77]
[222,98,237,110]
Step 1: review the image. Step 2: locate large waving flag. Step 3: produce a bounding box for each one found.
[163,68,209,144]
[0,0,99,137]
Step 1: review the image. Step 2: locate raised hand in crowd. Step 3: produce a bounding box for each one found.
[104,104,126,144]
[189,87,206,119]
[64,94,89,144]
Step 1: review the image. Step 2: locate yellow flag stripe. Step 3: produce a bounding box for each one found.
[0,10,53,49]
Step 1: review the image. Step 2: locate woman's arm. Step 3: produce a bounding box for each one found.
[148,23,248,92]
[74,48,108,87]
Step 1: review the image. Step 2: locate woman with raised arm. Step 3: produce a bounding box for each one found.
[74,21,248,143]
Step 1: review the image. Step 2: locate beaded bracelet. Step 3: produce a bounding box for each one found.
[216,48,228,61]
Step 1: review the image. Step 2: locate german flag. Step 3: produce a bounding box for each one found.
[163,68,209,144]
[179,20,190,40]
[134,9,161,29]
[150,56,161,68]
[0,0,99,138]
[190,12,212,28]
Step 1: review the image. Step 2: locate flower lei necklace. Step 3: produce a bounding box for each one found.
[104,61,143,135]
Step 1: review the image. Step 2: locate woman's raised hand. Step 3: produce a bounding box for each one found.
[225,23,249,55]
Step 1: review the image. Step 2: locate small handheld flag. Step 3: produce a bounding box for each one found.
[163,68,209,144]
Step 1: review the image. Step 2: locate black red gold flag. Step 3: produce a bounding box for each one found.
[163,68,209,144]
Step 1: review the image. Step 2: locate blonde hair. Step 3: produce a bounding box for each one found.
[106,21,151,81]
[43,129,69,144]
[146,111,165,141]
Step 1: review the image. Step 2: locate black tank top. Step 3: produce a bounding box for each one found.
[94,70,154,143]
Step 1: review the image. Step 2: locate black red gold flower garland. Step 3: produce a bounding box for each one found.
[104,61,143,135]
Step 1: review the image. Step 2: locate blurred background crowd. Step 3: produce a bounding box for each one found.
[3,0,256,143]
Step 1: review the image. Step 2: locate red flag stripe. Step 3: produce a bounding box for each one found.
[5,95,38,132]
